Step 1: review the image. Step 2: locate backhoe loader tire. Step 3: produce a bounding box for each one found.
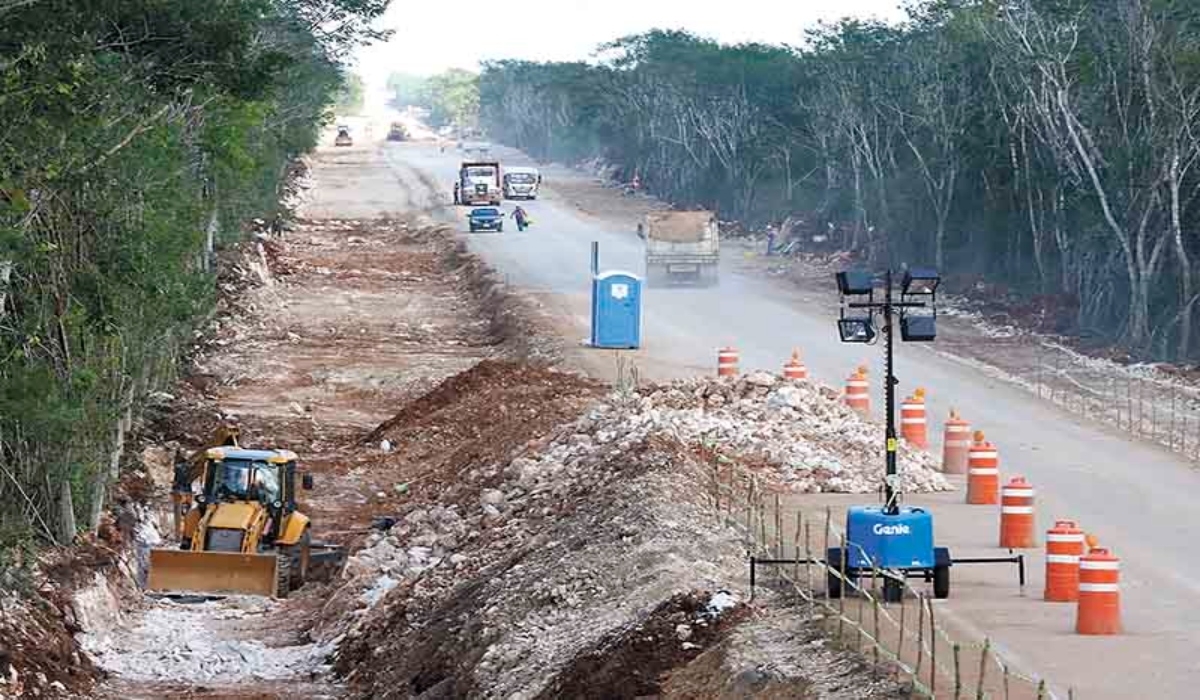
[283,530,311,592]
[275,553,292,598]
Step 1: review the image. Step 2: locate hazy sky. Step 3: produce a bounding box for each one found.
[354,0,906,99]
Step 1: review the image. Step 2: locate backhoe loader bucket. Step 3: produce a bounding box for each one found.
[148,549,280,597]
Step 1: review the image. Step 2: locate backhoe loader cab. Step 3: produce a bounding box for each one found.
[149,446,316,598]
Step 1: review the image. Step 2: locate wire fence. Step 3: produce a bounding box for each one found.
[709,466,1073,700]
[1030,341,1200,461]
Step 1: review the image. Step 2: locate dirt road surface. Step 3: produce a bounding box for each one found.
[374,138,1198,699]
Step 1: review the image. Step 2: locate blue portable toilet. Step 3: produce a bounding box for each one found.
[591,270,642,348]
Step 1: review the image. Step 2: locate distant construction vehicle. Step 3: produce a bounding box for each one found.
[642,210,720,287]
[147,425,340,598]
[334,125,352,147]
[386,122,407,141]
[454,160,502,206]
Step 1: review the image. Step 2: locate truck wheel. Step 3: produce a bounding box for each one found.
[469,225,477,233]
[285,530,311,592]
[274,553,292,598]
[826,547,843,599]
[701,265,720,287]
[933,564,950,599]
[498,224,504,232]
[883,576,903,603]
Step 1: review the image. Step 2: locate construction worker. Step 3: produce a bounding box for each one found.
[511,205,529,231]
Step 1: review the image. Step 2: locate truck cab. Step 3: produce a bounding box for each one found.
[503,167,540,200]
[455,161,502,206]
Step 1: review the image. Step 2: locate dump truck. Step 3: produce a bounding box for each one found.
[147,426,340,597]
[642,210,720,286]
[454,161,502,206]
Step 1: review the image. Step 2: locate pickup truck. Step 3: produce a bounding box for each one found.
[642,210,720,286]
[467,207,504,233]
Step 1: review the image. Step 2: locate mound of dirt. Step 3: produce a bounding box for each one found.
[323,369,944,697]
[359,359,606,502]
[332,435,751,698]
[0,588,98,698]
[543,590,750,699]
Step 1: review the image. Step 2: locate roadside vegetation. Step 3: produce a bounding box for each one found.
[478,0,1200,361]
[0,0,387,561]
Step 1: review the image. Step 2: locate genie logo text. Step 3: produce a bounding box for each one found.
[872,523,911,536]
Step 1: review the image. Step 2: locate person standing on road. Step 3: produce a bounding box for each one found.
[511,205,529,231]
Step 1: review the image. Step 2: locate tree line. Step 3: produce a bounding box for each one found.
[387,69,479,129]
[0,0,387,556]
[478,0,1200,361]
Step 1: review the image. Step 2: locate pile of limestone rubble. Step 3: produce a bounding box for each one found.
[320,370,950,696]
[628,370,950,493]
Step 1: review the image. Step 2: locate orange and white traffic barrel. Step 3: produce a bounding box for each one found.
[966,431,999,505]
[1044,520,1085,602]
[999,476,1036,548]
[1076,547,1121,635]
[844,366,870,415]
[717,347,740,377]
[900,388,928,449]
[941,409,971,474]
[783,349,808,380]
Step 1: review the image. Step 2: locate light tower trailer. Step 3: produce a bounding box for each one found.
[825,269,1022,603]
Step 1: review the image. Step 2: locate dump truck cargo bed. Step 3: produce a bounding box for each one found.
[147,548,280,597]
[643,210,720,286]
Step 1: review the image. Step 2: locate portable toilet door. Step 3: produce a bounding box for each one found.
[591,270,642,349]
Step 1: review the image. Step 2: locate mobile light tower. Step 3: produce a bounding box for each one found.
[830,267,951,602]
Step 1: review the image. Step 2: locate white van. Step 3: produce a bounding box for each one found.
[503,166,540,200]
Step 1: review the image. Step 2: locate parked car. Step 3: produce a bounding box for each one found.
[467,207,504,233]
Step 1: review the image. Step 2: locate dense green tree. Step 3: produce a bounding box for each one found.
[478,0,1200,360]
[0,0,388,551]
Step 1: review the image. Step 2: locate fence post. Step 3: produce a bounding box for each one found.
[1172,387,1178,450]
[824,507,833,599]
[915,593,926,695]
[839,533,848,644]
[976,638,990,699]
[1003,664,1011,700]
[793,509,802,582]
[897,594,907,681]
[953,643,962,700]
[759,493,768,553]
[929,597,938,696]
[1036,679,1048,700]
[872,593,881,666]
[1152,386,1159,442]
[745,476,754,533]
[804,520,814,614]
[1127,376,1133,434]
[775,492,783,559]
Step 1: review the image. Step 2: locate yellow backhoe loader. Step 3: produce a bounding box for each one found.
[147,426,337,597]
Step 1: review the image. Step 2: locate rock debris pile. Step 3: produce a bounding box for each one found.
[637,371,952,493]
[323,368,949,697]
